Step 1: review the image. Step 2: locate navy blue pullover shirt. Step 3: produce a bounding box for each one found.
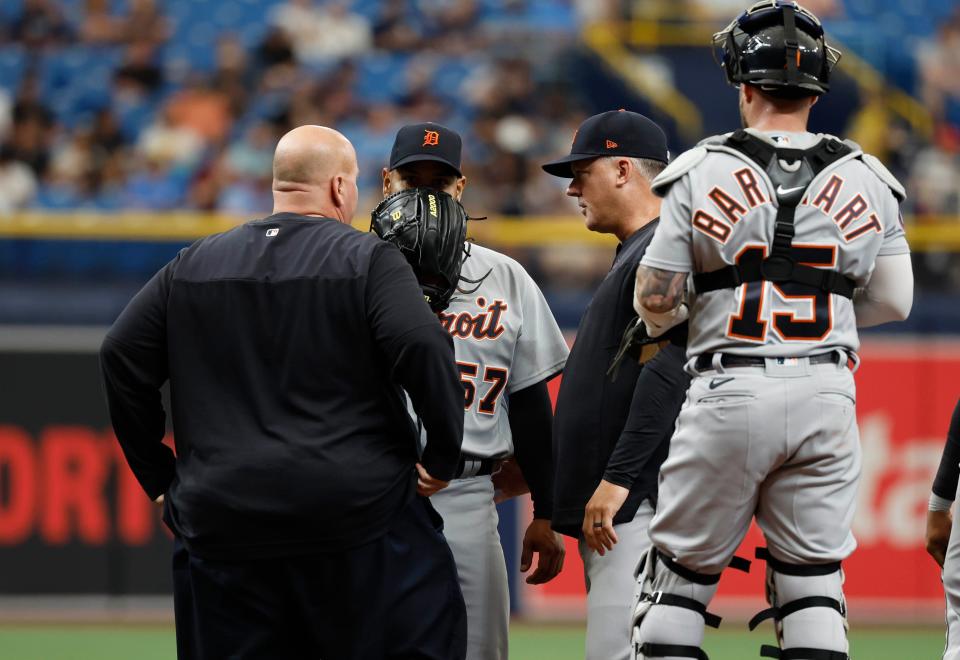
[552,220,690,538]
[100,213,464,559]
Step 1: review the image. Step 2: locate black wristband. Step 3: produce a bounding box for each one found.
[933,398,960,500]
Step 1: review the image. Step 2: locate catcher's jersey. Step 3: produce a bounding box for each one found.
[413,243,568,458]
[641,129,910,358]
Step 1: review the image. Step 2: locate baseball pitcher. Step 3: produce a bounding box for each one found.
[629,3,913,659]
[370,122,569,660]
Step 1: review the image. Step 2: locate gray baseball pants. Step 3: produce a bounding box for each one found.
[432,475,510,660]
[579,500,655,660]
[943,489,960,659]
[637,355,859,658]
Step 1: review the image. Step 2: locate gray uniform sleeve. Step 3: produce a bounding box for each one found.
[640,177,694,272]
[877,194,910,256]
[508,264,568,392]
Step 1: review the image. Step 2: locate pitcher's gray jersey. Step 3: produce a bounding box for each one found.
[416,243,568,458]
[413,243,567,660]
[641,129,910,358]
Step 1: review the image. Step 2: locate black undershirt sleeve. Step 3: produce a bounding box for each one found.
[509,378,555,519]
[932,398,960,500]
[603,343,690,489]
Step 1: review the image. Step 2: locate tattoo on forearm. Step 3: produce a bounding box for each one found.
[636,265,685,313]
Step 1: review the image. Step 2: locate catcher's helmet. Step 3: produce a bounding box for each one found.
[712,1,841,98]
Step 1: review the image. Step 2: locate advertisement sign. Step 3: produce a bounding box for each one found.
[1,336,957,622]
[1,348,172,594]
[525,340,959,621]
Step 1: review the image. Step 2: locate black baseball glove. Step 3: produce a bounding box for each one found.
[607,316,689,381]
[370,188,469,312]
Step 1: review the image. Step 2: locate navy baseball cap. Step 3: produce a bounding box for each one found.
[542,110,669,178]
[389,122,463,176]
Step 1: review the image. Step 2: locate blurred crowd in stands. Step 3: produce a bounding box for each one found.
[0,0,585,217]
[0,0,957,221]
[914,7,960,217]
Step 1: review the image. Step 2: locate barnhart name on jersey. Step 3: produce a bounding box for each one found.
[690,166,885,247]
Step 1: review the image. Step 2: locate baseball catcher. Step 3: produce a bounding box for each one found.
[629,2,913,659]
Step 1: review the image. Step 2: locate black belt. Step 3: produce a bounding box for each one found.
[453,454,500,479]
[695,351,841,371]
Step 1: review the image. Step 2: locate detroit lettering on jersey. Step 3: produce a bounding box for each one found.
[437,297,506,340]
[640,130,910,359]
[410,243,569,458]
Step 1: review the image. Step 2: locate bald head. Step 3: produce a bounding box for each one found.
[272,125,359,222]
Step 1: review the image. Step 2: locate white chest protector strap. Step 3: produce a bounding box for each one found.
[692,130,857,299]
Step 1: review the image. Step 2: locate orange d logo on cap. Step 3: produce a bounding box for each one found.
[389,122,463,175]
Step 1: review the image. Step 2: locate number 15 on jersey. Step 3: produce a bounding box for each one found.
[727,244,836,342]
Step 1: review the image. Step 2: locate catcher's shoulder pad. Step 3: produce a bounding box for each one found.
[856,150,906,203]
[650,146,709,197]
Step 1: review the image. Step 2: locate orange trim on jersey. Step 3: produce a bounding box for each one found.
[457,361,479,410]
[811,174,844,214]
[454,313,474,337]
[843,212,883,243]
[833,193,869,230]
[790,242,838,268]
[477,366,509,416]
[457,361,510,416]
[692,209,733,244]
[771,285,834,341]
[733,168,767,208]
[708,186,749,225]
[728,281,769,343]
[478,300,507,340]
[726,244,768,343]
[771,245,837,342]
[437,299,508,341]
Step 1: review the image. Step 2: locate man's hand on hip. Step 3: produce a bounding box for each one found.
[415,463,449,497]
